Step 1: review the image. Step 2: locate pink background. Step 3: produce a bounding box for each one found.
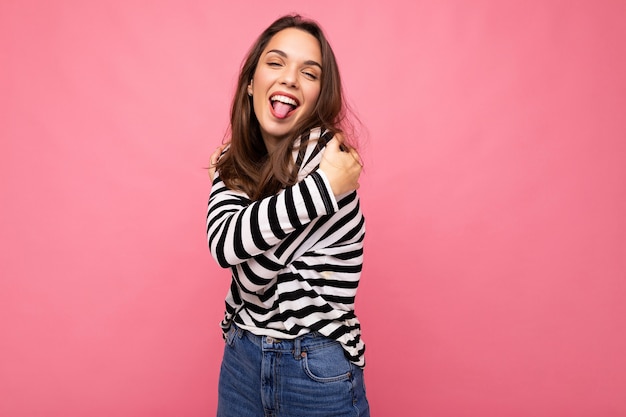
[2,1,625,416]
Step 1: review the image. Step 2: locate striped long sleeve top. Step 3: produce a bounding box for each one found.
[206,128,367,367]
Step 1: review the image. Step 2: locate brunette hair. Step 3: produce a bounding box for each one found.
[215,14,353,200]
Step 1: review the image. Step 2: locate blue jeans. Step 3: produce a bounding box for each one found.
[217,323,370,417]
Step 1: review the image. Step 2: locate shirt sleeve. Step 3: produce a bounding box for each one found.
[206,170,339,269]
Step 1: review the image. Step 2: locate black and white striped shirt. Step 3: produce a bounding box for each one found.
[206,128,367,367]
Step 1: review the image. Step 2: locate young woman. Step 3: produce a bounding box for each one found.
[207,14,370,417]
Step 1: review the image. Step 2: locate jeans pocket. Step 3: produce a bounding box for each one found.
[301,342,353,383]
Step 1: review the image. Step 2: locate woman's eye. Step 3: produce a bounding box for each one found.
[268,62,281,67]
[303,71,318,80]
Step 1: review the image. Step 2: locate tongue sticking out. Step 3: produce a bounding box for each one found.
[273,101,293,119]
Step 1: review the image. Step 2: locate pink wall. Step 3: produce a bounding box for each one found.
[2,1,625,416]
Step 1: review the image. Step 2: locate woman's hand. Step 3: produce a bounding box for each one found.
[319,135,363,196]
[208,144,228,182]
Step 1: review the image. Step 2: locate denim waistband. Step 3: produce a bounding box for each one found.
[226,322,340,356]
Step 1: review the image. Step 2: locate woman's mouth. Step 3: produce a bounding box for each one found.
[270,94,299,119]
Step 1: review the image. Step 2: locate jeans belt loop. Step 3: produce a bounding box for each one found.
[293,337,302,360]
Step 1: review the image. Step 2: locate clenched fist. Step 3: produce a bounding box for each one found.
[319,136,363,197]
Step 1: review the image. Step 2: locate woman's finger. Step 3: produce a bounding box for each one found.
[209,144,228,181]
[349,147,363,166]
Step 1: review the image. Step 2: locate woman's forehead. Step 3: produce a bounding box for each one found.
[263,28,322,63]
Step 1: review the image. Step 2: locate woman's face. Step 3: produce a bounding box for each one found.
[248,28,322,152]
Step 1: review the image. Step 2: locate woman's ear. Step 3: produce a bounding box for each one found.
[247,80,253,96]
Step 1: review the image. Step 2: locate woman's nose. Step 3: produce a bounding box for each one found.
[279,66,298,87]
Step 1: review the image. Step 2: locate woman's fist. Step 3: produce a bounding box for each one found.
[319,135,363,196]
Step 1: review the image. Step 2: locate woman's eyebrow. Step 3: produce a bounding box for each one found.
[266,49,322,69]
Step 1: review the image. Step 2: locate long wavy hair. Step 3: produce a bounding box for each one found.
[215,14,354,200]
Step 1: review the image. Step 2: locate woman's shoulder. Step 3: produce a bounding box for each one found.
[293,128,337,180]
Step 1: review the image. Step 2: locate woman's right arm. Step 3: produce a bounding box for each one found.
[207,135,362,269]
[206,170,339,268]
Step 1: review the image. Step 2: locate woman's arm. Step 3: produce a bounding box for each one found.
[207,170,339,268]
[207,135,363,270]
